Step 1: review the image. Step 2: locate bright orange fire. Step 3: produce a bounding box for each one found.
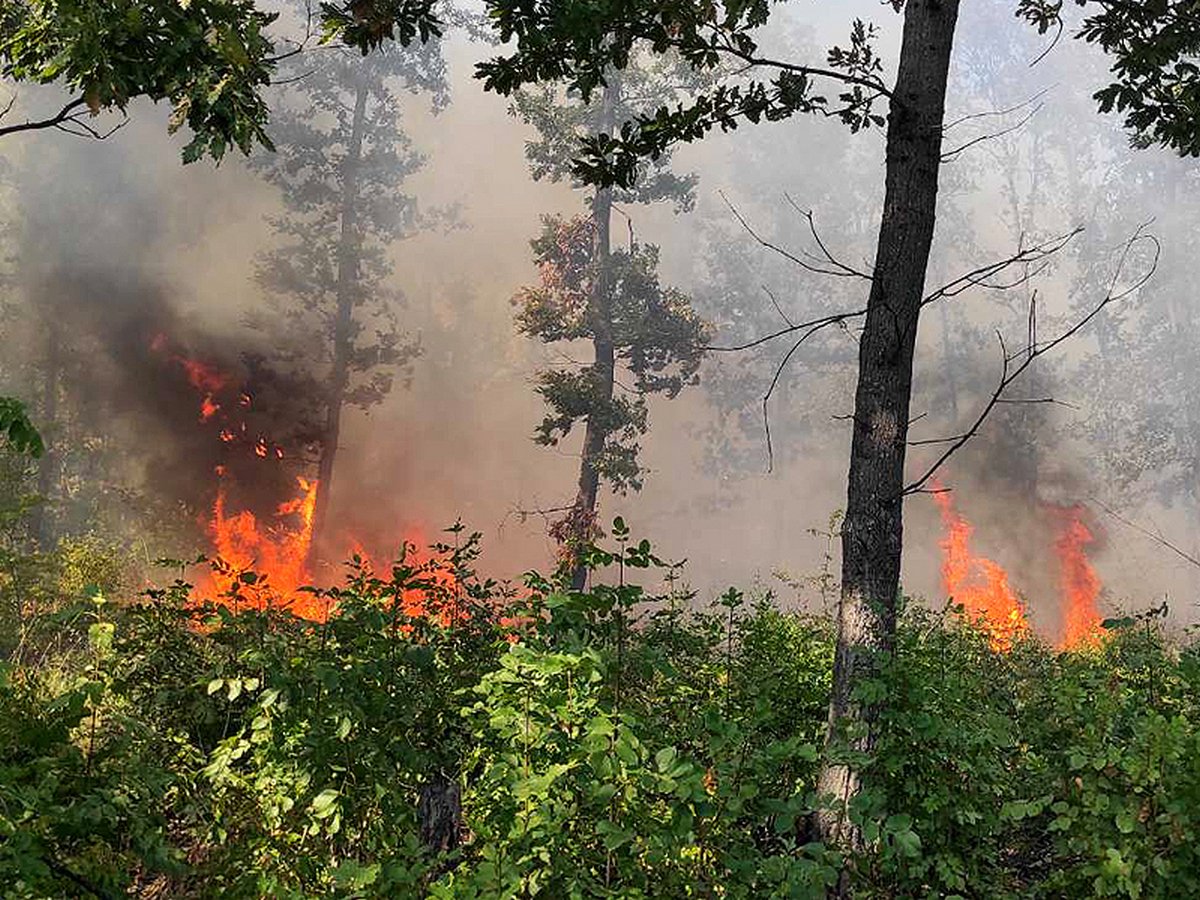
[199,475,327,619]
[153,335,456,624]
[932,488,1029,651]
[1051,505,1103,649]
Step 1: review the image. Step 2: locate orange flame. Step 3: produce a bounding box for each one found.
[197,475,327,619]
[1052,506,1103,649]
[153,333,461,626]
[932,488,1029,651]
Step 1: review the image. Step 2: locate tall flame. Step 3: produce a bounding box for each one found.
[932,488,1029,651]
[199,475,327,619]
[151,334,456,624]
[1052,506,1103,648]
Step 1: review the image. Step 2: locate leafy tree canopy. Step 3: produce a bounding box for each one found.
[0,0,278,160]
[515,214,710,492]
[1020,1,1200,155]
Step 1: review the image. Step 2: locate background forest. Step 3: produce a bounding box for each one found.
[3,0,1200,897]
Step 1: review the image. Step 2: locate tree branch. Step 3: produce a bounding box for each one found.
[904,223,1160,496]
[0,97,89,138]
[719,191,872,281]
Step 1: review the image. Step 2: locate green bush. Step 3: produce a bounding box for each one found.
[1,522,1198,898]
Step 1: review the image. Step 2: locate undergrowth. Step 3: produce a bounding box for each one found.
[2,519,1198,898]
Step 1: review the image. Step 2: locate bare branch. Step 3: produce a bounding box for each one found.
[760,318,838,472]
[708,308,865,353]
[720,191,873,281]
[943,87,1053,132]
[904,224,1160,496]
[922,227,1083,307]
[0,97,90,138]
[762,285,794,327]
[1089,496,1200,571]
[941,102,1043,162]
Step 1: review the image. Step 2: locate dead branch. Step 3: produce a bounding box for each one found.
[1089,496,1200,571]
[943,87,1052,132]
[0,96,91,138]
[720,190,872,281]
[941,101,1043,163]
[762,285,794,327]
[922,227,1082,306]
[904,223,1160,496]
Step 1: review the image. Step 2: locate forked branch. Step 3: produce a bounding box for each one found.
[904,223,1160,496]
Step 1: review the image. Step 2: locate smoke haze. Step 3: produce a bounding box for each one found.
[1,0,1196,635]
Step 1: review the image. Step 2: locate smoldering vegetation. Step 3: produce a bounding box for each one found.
[0,0,1196,624]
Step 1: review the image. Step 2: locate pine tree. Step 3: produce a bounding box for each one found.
[250,34,451,561]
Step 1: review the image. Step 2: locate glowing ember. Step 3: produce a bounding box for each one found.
[1051,506,1103,649]
[200,395,220,421]
[932,487,1029,651]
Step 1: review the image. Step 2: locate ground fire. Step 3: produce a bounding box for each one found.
[150,334,448,622]
[933,485,1104,650]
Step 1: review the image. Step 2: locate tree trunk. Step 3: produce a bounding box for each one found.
[815,0,961,852]
[418,772,463,854]
[568,78,618,591]
[308,81,368,567]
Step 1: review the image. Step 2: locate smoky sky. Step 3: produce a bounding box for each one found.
[1,0,1198,627]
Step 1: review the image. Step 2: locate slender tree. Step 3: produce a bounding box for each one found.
[250,36,448,561]
[510,62,709,587]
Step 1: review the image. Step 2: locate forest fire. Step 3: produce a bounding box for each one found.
[932,485,1105,651]
[1051,505,1103,649]
[932,488,1030,651]
[149,335,446,622]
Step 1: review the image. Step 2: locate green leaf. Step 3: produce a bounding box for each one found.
[310,788,340,819]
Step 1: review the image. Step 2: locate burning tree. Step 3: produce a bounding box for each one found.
[250,29,451,563]
[511,63,710,587]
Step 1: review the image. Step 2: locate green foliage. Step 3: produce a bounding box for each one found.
[3,519,1200,898]
[477,1,892,187]
[0,396,42,458]
[515,215,711,492]
[1019,1,1200,157]
[0,0,277,161]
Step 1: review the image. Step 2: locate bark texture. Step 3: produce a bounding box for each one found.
[418,772,463,854]
[815,0,961,851]
[308,80,368,566]
[567,79,618,591]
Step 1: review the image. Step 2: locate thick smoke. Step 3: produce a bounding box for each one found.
[0,0,1197,628]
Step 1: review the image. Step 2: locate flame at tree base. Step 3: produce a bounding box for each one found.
[195,475,328,620]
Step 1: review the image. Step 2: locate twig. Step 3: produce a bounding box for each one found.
[943,87,1053,132]
[1089,496,1200,571]
[904,223,1159,496]
[0,97,89,138]
[941,102,1043,162]
[922,228,1082,307]
[720,191,872,281]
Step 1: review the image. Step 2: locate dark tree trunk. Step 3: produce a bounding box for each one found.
[418,772,463,854]
[308,81,368,567]
[815,0,961,851]
[568,78,618,591]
